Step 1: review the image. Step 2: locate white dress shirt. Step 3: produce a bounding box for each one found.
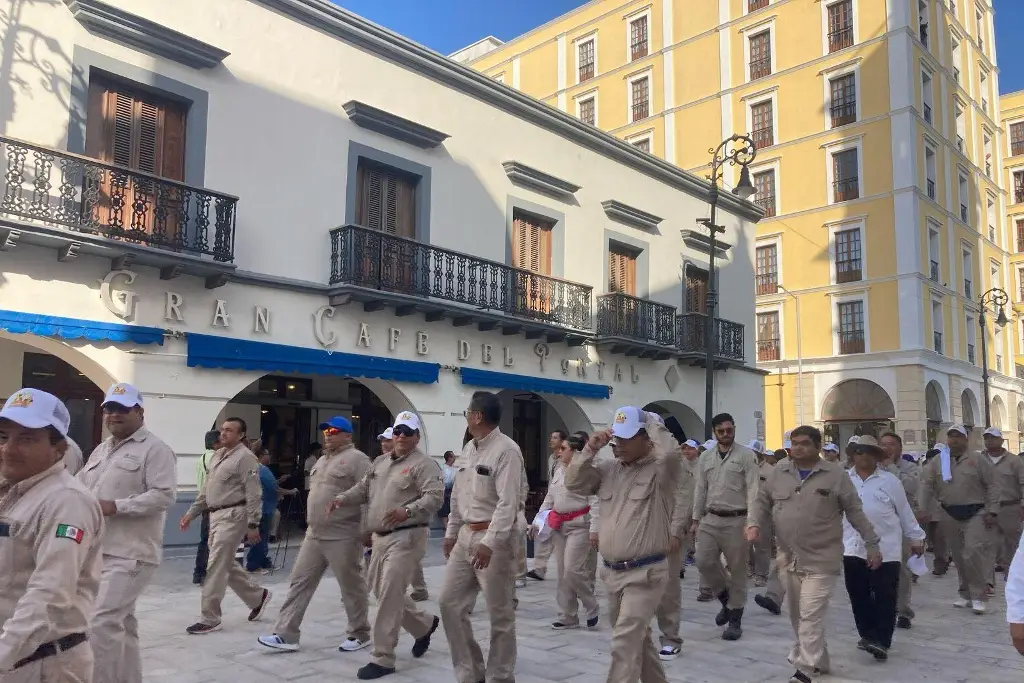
[843,467,925,563]
[1008,534,1024,624]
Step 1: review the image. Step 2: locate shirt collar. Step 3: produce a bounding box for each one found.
[0,461,65,497]
[390,446,419,463]
[110,425,150,448]
[473,427,502,449]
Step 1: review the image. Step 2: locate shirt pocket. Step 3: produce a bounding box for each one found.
[808,487,839,519]
[0,518,27,591]
[772,490,792,514]
[106,455,143,495]
[628,475,655,501]
[723,463,746,491]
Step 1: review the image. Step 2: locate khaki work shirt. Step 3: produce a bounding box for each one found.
[63,437,84,475]
[186,443,263,527]
[334,446,443,533]
[985,450,1024,504]
[0,463,103,672]
[692,442,760,524]
[919,450,1000,516]
[751,457,879,574]
[306,445,370,538]
[446,427,525,549]
[563,420,683,563]
[883,458,921,514]
[671,454,697,539]
[539,461,599,533]
[77,426,177,565]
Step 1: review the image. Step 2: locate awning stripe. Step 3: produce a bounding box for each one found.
[0,309,164,345]
[459,366,610,400]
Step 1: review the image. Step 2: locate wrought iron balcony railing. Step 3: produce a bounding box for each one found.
[329,224,593,330]
[755,272,778,295]
[749,0,769,11]
[755,195,776,217]
[933,330,943,354]
[833,177,859,202]
[749,57,772,80]
[839,330,865,354]
[828,26,854,52]
[676,313,745,362]
[830,102,857,128]
[596,292,676,346]
[757,339,780,362]
[1013,141,1024,157]
[751,126,774,150]
[631,100,650,122]
[0,134,237,262]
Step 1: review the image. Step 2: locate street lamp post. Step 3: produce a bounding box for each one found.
[700,134,757,439]
[979,287,1009,428]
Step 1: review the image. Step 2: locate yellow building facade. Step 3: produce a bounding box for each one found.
[460,0,1020,451]
[1004,90,1024,440]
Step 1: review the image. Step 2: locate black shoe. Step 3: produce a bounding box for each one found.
[789,671,812,683]
[586,615,599,628]
[856,638,868,651]
[526,569,544,581]
[411,616,439,658]
[754,594,782,615]
[863,641,888,661]
[185,621,221,635]
[932,564,948,576]
[679,568,685,579]
[714,591,730,626]
[248,589,272,621]
[192,573,205,585]
[356,663,395,680]
[895,616,912,629]
[722,608,743,641]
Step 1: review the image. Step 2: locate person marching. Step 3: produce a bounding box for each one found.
[76,383,177,683]
[878,432,922,629]
[257,416,371,653]
[439,391,525,683]
[979,427,1024,588]
[564,407,685,683]
[655,433,697,661]
[179,417,272,634]
[327,412,443,680]
[193,430,221,585]
[526,430,567,582]
[0,389,104,682]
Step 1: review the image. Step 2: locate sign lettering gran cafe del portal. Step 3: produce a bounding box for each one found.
[98,270,642,388]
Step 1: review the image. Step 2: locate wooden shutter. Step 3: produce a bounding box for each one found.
[685,265,709,314]
[608,245,637,295]
[511,212,552,275]
[355,161,417,238]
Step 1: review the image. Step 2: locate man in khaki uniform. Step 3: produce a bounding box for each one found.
[980,427,1024,585]
[526,430,566,581]
[691,412,760,640]
[440,391,524,683]
[63,437,84,475]
[748,425,880,683]
[179,417,271,634]
[375,428,429,602]
[879,432,921,629]
[749,440,775,587]
[76,383,176,683]
[0,388,104,682]
[328,412,443,679]
[258,416,370,652]
[919,424,1000,613]
[565,407,684,683]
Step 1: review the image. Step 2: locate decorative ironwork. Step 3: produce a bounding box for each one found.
[828,26,854,52]
[330,224,593,330]
[757,338,779,362]
[927,179,935,199]
[0,135,236,261]
[830,102,857,128]
[676,313,745,362]
[833,177,859,202]
[596,292,675,346]
[748,0,769,10]
[839,330,865,354]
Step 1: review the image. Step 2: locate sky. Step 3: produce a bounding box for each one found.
[335,0,1024,94]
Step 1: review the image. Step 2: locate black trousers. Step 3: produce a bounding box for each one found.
[843,556,901,649]
[193,511,210,578]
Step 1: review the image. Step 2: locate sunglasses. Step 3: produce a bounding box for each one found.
[102,403,133,415]
[392,425,417,437]
[322,427,343,436]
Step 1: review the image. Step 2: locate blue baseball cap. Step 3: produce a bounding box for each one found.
[318,416,353,432]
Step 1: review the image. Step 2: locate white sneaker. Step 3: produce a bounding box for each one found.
[971,600,987,614]
[953,597,970,608]
[257,634,299,652]
[339,637,370,652]
[514,578,527,588]
[659,645,681,661]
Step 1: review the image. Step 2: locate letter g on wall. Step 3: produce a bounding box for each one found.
[100,270,139,320]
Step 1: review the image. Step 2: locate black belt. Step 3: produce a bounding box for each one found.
[14,633,87,669]
[375,523,428,537]
[208,501,245,513]
[1000,500,1022,507]
[603,553,666,571]
[708,508,747,518]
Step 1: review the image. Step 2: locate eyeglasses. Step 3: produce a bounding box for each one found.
[392,425,417,437]
[102,403,132,415]
[322,427,343,436]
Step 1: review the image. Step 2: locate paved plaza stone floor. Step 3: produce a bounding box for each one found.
[141,539,1024,683]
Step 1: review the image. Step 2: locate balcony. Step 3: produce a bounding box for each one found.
[757,338,780,362]
[579,62,594,82]
[836,259,862,283]
[0,134,238,282]
[749,0,769,10]
[933,330,943,354]
[960,204,969,222]
[839,330,865,354]
[964,278,972,298]
[830,102,857,128]
[968,343,976,364]
[924,103,932,123]
[328,224,593,342]
[828,26,854,53]
[1013,141,1024,157]
[749,58,772,81]
[930,260,939,282]
[927,179,936,199]
[833,177,859,202]
[630,39,648,61]
[755,272,778,295]
[676,313,745,365]
[631,99,650,122]
[755,195,776,217]
[751,126,774,150]
[595,292,677,358]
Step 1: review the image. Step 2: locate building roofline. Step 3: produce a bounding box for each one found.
[449,34,504,58]
[251,0,763,223]
[463,0,605,66]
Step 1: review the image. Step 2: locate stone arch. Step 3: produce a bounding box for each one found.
[925,381,945,422]
[991,395,1006,430]
[643,400,703,443]
[820,379,895,422]
[0,330,118,392]
[961,389,979,429]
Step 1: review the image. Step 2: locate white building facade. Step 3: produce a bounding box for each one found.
[0,0,764,543]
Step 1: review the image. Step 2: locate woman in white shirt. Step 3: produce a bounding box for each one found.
[841,435,925,662]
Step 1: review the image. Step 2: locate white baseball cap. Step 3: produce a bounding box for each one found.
[392,411,422,432]
[702,439,717,450]
[683,439,700,449]
[847,436,860,445]
[948,424,968,436]
[610,406,646,439]
[102,383,143,408]
[648,412,665,425]
[983,426,1003,438]
[378,427,393,440]
[747,439,763,452]
[823,443,840,453]
[0,388,71,437]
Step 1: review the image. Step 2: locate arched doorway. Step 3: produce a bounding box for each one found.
[991,395,1006,431]
[820,379,895,446]
[643,400,703,444]
[925,381,945,447]
[961,389,978,429]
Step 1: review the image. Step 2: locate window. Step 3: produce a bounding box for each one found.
[830,73,857,127]
[827,0,854,52]
[921,71,933,124]
[832,148,859,202]
[749,0,770,11]
[749,31,772,80]
[685,265,709,314]
[756,311,780,361]
[976,7,985,51]
[932,300,944,354]
[630,76,650,122]
[1011,122,1024,157]
[355,160,418,237]
[928,226,940,282]
[925,146,937,199]
[754,169,776,217]
[835,227,863,282]
[984,133,993,176]
[966,314,976,364]
[578,39,595,82]
[1015,171,1024,204]
[987,196,997,242]
[955,103,966,152]
[578,97,595,125]
[1017,219,1024,252]
[751,100,774,150]
[918,0,929,47]
[608,243,638,295]
[631,137,651,153]
[958,174,969,221]
[755,244,778,294]
[837,300,865,354]
[629,14,649,61]
[980,69,989,112]
[952,37,961,84]
[511,211,553,276]
[963,248,973,297]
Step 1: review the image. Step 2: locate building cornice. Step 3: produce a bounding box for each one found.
[502,161,581,199]
[601,200,663,231]
[342,101,449,149]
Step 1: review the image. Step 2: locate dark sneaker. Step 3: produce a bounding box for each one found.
[526,569,545,581]
[411,616,439,658]
[586,615,599,629]
[356,663,395,680]
[789,671,812,683]
[863,642,888,661]
[856,638,868,651]
[248,589,272,622]
[659,645,681,660]
[192,573,205,585]
[895,616,912,629]
[551,621,578,630]
[755,594,782,615]
[678,567,686,579]
[186,622,221,635]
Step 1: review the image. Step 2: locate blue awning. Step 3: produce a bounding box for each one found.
[0,309,164,345]
[186,333,440,384]
[460,367,610,400]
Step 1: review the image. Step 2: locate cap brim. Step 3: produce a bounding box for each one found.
[610,423,642,439]
[102,396,139,408]
[947,429,967,436]
[0,409,59,432]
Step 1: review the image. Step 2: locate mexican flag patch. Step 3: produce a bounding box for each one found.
[55,524,85,544]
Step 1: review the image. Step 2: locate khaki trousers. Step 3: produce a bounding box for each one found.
[602,559,669,683]
[90,556,158,683]
[368,528,435,669]
[514,512,528,578]
[695,515,748,609]
[750,517,773,580]
[439,527,517,683]
[990,503,1023,583]
[764,560,786,604]
[927,520,949,568]
[0,642,93,683]
[531,534,553,577]
[551,519,599,625]
[940,510,992,601]
[655,546,684,647]
[780,566,837,677]
[410,562,428,598]
[896,541,913,618]
[273,531,370,643]
[200,508,266,625]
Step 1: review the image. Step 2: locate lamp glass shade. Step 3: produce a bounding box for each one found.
[733,166,756,200]
[995,307,1009,328]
